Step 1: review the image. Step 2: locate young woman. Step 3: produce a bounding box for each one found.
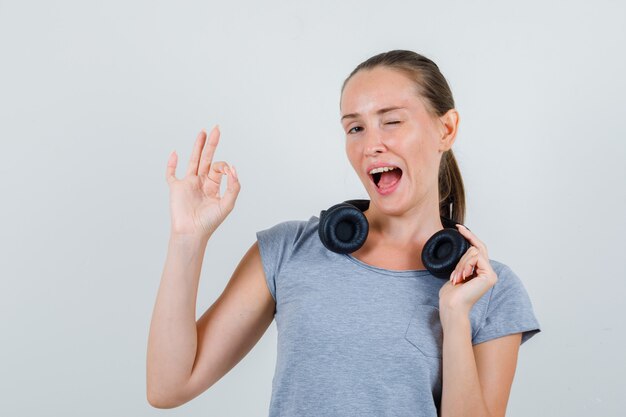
[147,50,541,417]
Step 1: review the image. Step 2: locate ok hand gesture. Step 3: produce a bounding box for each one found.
[165,126,241,239]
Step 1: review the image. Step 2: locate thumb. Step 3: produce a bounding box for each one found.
[220,164,241,211]
[166,150,178,185]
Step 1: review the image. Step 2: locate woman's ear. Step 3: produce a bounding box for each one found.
[438,109,459,152]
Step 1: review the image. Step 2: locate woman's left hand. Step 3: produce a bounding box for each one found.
[438,224,498,319]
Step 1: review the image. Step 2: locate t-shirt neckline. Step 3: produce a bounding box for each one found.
[343,253,433,278]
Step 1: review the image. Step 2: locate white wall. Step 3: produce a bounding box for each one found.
[1,0,624,416]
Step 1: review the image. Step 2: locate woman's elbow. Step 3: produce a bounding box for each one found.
[146,386,186,409]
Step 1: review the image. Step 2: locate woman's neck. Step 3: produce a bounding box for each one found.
[363,198,444,247]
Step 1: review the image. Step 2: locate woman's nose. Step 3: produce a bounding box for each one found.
[364,128,386,156]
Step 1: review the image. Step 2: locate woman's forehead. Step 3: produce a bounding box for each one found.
[340,68,426,118]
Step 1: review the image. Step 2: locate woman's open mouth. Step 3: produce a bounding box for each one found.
[370,166,403,195]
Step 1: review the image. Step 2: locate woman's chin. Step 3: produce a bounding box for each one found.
[366,184,413,214]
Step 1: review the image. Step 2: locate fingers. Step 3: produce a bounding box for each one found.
[450,224,489,285]
[220,164,241,211]
[445,225,498,290]
[450,224,495,285]
[166,150,178,185]
[197,126,220,177]
[450,246,480,285]
[186,130,208,177]
[206,161,230,187]
[456,224,488,255]
[203,160,241,201]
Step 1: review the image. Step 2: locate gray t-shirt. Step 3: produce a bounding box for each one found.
[256,215,541,417]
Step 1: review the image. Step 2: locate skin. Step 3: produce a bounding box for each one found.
[147,128,277,408]
[341,66,452,270]
[341,66,522,417]
[147,66,522,416]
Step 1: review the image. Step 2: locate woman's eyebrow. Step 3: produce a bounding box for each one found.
[341,106,407,122]
[340,113,358,122]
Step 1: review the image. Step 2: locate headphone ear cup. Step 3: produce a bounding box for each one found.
[421,228,470,279]
[319,203,369,254]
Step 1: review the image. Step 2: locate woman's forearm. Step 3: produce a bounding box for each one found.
[146,234,210,406]
[440,309,492,417]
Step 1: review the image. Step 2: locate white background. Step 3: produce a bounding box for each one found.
[1,0,624,416]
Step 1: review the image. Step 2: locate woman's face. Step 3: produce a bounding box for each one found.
[340,66,457,215]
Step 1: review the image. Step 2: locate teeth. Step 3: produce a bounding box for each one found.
[369,166,397,175]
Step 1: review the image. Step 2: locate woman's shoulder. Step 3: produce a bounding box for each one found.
[484,258,535,302]
[258,215,319,232]
[256,215,320,245]
[254,216,322,277]
[487,259,515,277]
[475,259,541,344]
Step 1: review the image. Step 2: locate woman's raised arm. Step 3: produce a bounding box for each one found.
[146,127,275,408]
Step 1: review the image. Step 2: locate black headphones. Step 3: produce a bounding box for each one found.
[318,199,470,279]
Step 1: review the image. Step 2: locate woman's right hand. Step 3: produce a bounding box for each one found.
[165,126,241,239]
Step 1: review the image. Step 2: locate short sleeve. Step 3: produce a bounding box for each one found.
[472,264,541,346]
[255,220,304,303]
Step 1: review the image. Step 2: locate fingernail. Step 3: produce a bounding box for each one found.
[232,165,238,179]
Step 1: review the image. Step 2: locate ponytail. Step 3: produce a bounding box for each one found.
[438,149,465,224]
